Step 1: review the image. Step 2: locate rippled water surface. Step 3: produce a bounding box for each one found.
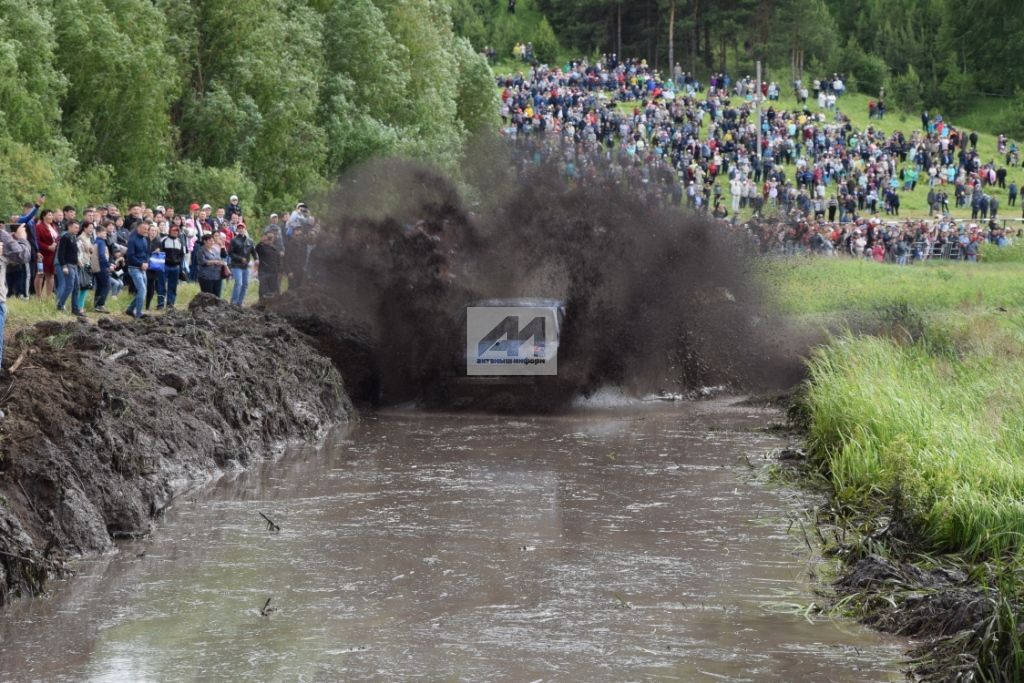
[0,401,907,681]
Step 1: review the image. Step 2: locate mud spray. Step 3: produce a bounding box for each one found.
[292,148,806,410]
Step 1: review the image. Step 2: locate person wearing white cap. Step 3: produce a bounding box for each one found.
[225,194,243,222]
[286,202,312,236]
[264,212,285,252]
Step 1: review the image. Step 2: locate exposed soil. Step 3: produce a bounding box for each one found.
[777,442,1022,682]
[0,294,353,606]
[833,554,1004,682]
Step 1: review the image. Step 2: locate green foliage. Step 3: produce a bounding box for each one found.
[838,40,889,97]
[1004,90,1024,139]
[453,37,499,135]
[0,0,496,213]
[532,17,561,63]
[448,0,491,48]
[165,160,257,217]
[52,0,179,199]
[889,65,924,114]
[761,258,1024,315]
[805,317,1024,563]
[0,0,66,148]
[937,58,977,116]
[980,241,1024,264]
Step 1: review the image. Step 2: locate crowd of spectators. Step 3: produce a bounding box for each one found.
[1,195,321,365]
[739,214,1015,263]
[496,55,1022,251]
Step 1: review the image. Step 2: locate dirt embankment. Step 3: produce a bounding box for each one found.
[0,295,353,606]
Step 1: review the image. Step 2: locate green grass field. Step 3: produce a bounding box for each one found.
[761,257,1024,315]
[765,253,1024,677]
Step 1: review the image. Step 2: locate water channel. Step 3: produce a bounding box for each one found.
[0,400,907,681]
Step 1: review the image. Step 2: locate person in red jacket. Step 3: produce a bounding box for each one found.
[34,209,59,299]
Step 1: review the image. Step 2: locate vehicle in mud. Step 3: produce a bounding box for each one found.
[428,298,579,412]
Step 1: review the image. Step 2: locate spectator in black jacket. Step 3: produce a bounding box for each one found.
[255,230,282,300]
[94,222,113,313]
[224,194,243,222]
[228,223,256,306]
[55,220,85,317]
[157,224,186,310]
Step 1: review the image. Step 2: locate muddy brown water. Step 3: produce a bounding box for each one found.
[0,399,907,681]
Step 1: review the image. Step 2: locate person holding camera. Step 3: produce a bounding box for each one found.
[0,224,32,367]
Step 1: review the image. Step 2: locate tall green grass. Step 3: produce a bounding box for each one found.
[804,319,1024,559]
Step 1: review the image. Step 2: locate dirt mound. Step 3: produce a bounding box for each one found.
[260,291,381,406]
[0,294,352,605]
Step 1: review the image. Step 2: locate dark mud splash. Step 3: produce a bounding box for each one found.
[270,158,808,408]
[0,295,352,605]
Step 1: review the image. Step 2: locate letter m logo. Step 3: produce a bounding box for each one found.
[478,316,545,358]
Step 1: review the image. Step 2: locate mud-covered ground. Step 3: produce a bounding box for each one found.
[0,295,352,606]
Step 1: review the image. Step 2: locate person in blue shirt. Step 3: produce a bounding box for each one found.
[94,222,113,313]
[124,220,150,318]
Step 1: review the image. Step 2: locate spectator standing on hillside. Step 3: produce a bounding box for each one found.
[228,223,256,306]
[196,233,225,297]
[0,224,31,366]
[255,230,282,300]
[264,213,285,252]
[75,222,97,313]
[55,220,85,317]
[93,222,113,313]
[1009,181,1018,207]
[224,194,243,222]
[144,224,163,311]
[35,209,59,299]
[158,224,186,310]
[124,219,150,319]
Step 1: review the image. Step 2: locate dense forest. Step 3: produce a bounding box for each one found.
[3,0,1022,212]
[0,0,496,213]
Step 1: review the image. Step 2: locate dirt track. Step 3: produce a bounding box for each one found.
[0,294,352,605]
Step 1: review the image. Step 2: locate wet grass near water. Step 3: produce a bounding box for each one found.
[768,257,1024,680]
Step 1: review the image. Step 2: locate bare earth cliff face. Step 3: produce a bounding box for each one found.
[0,295,353,605]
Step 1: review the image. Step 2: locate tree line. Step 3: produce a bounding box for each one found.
[0,0,496,215]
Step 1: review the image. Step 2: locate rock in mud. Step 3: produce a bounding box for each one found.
[0,294,352,605]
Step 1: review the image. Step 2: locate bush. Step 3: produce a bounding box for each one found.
[841,40,890,96]
[938,60,978,116]
[890,65,924,114]
[532,17,561,64]
[1004,89,1024,139]
[981,241,1024,263]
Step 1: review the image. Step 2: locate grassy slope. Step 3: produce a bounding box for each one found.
[5,279,262,336]
[762,258,1024,315]
[499,57,1024,221]
[765,255,1024,563]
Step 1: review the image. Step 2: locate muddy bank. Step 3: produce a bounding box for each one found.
[0,295,353,606]
[777,441,1022,681]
